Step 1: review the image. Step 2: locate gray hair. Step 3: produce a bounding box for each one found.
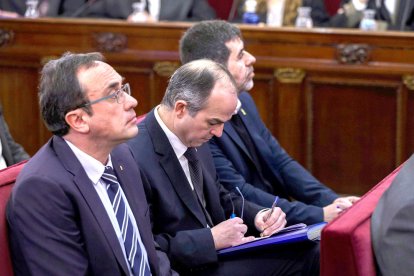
[38,52,103,136]
[179,20,242,66]
[161,59,236,116]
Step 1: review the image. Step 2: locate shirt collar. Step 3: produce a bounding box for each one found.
[65,139,113,185]
[154,105,188,159]
[234,99,242,114]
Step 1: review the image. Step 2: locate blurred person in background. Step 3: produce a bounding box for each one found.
[312,0,414,30]
[0,0,217,21]
[0,102,29,169]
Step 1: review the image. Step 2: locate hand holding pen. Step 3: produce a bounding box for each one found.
[256,196,286,237]
[264,196,279,222]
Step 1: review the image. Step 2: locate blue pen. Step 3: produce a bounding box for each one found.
[265,196,279,221]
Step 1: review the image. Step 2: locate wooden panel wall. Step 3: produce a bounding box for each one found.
[1,18,414,195]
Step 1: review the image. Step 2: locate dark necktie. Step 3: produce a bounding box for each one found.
[102,166,151,276]
[184,148,213,226]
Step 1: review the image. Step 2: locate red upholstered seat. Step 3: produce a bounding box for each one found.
[320,164,402,276]
[0,160,27,276]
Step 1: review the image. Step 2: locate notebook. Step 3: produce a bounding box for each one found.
[217,222,327,256]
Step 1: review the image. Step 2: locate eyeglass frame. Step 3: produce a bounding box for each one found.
[80,83,131,107]
[235,187,245,220]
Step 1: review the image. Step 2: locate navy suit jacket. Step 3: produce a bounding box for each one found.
[0,104,29,166]
[7,136,171,275]
[209,92,338,225]
[127,110,262,272]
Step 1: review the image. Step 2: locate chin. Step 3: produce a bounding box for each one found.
[191,141,205,147]
[244,81,254,91]
[125,127,139,139]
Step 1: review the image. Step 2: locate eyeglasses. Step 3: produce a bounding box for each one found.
[81,83,131,107]
[235,187,245,220]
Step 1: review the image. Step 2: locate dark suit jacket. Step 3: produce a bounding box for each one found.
[371,154,414,276]
[0,104,29,166]
[127,110,262,272]
[312,0,414,30]
[43,0,216,20]
[209,92,338,225]
[7,136,171,275]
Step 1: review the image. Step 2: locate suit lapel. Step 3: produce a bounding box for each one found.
[146,111,208,227]
[111,157,147,221]
[223,117,254,162]
[234,104,285,186]
[111,151,160,274]
[52,136,130,275]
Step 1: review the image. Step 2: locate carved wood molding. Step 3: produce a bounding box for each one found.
[93,32,127,52]
[336,44,371,64]
[403,75,414,91]
[0,29,14,48]
[153,61,180,77]
[274,68,306,84]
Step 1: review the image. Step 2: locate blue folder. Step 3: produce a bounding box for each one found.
[217,222,327,256]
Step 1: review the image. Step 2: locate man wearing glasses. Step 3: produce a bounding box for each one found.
[128,59,320,275]
[7,52,175,275]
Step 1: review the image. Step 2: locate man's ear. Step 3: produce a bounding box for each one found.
[174,100,187,119]
[65,109,90,134]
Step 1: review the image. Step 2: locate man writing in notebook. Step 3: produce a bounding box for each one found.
[180,20,359,226]
[128,59,319,275]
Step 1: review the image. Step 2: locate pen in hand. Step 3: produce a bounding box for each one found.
[260,196,279,237]
[264,196,279,222]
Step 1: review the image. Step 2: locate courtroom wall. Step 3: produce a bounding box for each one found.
[1,18,414,195]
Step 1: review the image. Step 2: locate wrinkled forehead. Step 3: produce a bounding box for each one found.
[77,61,122,91]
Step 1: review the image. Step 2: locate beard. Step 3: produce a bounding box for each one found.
[240,78,254,92]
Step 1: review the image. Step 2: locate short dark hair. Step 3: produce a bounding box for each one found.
[161,59,236,116]
[38,52,103,136]
[179,20,242,66]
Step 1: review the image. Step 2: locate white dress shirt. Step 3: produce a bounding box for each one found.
[65,140,149,276]
[0,139,7,169]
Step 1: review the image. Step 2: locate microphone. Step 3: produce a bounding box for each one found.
[70,0,98,17]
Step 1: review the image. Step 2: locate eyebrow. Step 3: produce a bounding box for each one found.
[237,47,244,58]
[209,118,226,125]
[105,77,125,93]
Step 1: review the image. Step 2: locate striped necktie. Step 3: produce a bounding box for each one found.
[102,166,151,276]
